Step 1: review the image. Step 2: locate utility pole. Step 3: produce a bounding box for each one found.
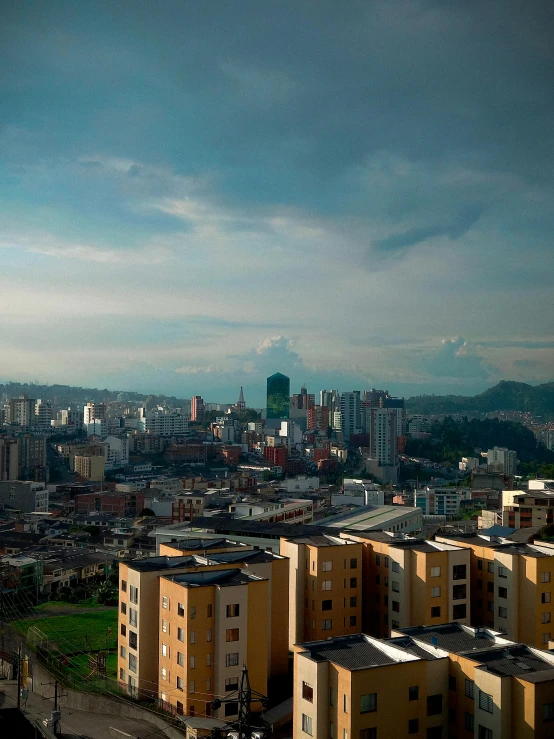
[16,646,21,709]
[211,665,270,739]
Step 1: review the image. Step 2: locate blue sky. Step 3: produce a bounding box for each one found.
[1,0,553,406]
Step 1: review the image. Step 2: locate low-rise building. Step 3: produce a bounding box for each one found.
[0,481,49,513]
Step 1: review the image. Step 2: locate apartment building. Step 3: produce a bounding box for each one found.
[0,481,48,513]
[295,622,554,739]
[281,535,363,649]
[158,568,268,720]
[415,487,472,516]
[74,454,105,481]
[501,490,554,528]
[436,533,554,648]
[341,532,470,638]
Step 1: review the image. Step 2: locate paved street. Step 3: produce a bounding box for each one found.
[0,679,174,738]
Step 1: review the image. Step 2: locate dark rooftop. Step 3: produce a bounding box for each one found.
[185,518,348,538]
[386,636,440,660]
[123,555,198,572]
[474,645,554,678]
[298,634,417,670]
[398,623,499,652]
[204,549,281,564]
[165,568,264,588]
[165,537,249,552]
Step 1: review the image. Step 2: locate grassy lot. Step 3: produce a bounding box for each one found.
[13,608,118,653]
[35,600,102,612]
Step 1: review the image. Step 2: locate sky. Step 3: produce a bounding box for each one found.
[1,0,553,406]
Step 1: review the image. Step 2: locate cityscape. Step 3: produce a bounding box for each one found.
[2,1,554,738]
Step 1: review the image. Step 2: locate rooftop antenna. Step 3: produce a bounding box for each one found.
[237,387,246,416]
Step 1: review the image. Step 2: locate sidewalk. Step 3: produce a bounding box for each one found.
[0,679,172,738]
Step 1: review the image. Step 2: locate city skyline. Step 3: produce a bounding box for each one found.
[2,1,554,402]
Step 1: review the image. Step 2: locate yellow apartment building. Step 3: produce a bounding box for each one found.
[436,533,554,648]
[295,622,554,739]
[280,535,363,649]
[158,568,268,721]
[501,490,554,529]
[118,555,204,698]
[340,532,471,638]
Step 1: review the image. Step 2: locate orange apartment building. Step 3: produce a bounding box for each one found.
[436,532,554,648]
[280,534,363,649]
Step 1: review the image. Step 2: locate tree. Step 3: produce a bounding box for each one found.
[139,507,156,517]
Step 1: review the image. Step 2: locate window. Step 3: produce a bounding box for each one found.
[431,567,441,577]
[409,686,419,701]
[207,628,212,642]
[207,604,213,617]
[119,668,125,680]
[162,595,168,609]
[392,601,400,612]
[330,722,335,739]
[177,602,184,617]
[177,627,184,642]
[427,694,443,716]
[392,561,400,573]
[226,628,239,642]
[129,585,138,605]
[543,702,554,722]
[206,653,212,666]
[350,596,357,607]
[121,580,127,592]
[384,557,389,568]
[161,619,167,633]
[322,619,332,630]
[190,655,195,669]
[431,606,441,618]
[350,615,357,626]
[392,619,400,628]
[488,562,494,573]
[376,555,381,565]
[498,566,507,578]
[542,572,551,583]
[129,608,137,627]
[479,691,493,713]
[542,592,551,604]
[431,586,441,598]
[161,666,167,680]
[120,602,127,615]
[225,702,238,717]
[176,701,183,715]
[226,604,240,617]
[177,652,184,667]
[161,643,167,657]
[465,679,474,699]
[478,559,483,571]
[120,646,126,658]
[360,730,376,739]
[190,605,196,619]
[190,631,196,644]
[487,601,494,612]
[498,587,508,599]
[226,652,239,667]
[343,694,348,713]
[498,606,508,618]
[128,653,137,674]
[408,719,418,734]
[120,624,126,637]
[225,677,238,691]
[350,558,358,569]
[477,727,492,739]
[301,714,313,736]
[360,693,377,713]
[322,599,333,611]
[464,712,474,732]
[453,604,466,619]
[542,612,551,624]
[449,676,456,691]
[542,632,551,644]
[453,584,466,600]
[176,676,184,691]
[129,631,137,650]
[322,561,332,571]
[453,564,466,580]
[189,681,195,693]
[350,577,357,588]
[392,581,400,592]
[322,580,332,591]
[302,682,314,702]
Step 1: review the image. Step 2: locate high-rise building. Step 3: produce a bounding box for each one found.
[266,373,290,420]
[7,395,36,427]
[83,402,107,426]
[190,396,205,421]
[34,399,52,429]
[486,447,517,475]
[18,434,48,481]
[0,437,19,480]
[369,407,398,466]
[138,407,189,435]
[340,391,361,442]
[307,405,329,432]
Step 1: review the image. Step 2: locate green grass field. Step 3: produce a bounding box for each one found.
[13,608,118,653]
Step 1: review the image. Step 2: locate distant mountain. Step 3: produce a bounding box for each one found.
[0,381,186,407]
[407,381,554,419]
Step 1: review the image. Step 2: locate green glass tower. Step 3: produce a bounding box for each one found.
[266,372,290,419]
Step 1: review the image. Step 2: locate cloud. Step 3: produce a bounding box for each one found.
[417,337,498,382]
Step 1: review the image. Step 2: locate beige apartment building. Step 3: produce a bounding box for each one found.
[347,533,471,638]
[280,535,363,649]
[294,622,554,739]
[501,490,554,529]
[73,454,105,481]
[436,533,554,648]
[158,568,268,720]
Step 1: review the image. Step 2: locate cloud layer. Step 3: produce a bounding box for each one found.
[0,0,553,403]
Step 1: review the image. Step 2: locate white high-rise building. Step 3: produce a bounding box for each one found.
[340,391,361,442]
[138,407,189,436]
[487,446,517,475]
[34,399,52,429]
[83,402,107,426]
[369,407,398,466]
